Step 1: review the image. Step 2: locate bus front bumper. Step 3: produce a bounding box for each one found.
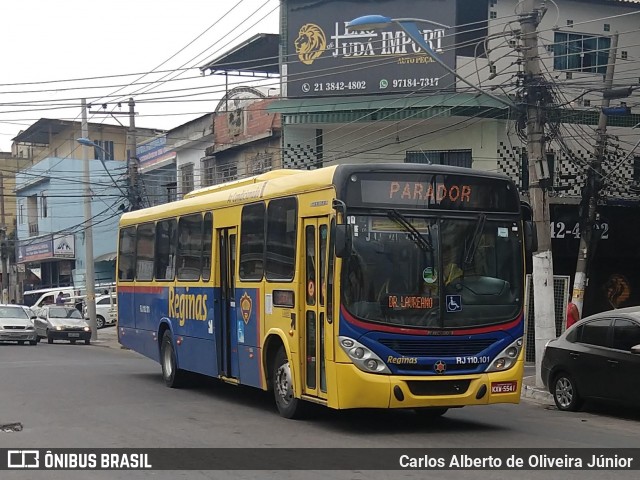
[333,361,523,410]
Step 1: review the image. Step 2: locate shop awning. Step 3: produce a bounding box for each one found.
[95,252,117,262]
[267,93,510,124]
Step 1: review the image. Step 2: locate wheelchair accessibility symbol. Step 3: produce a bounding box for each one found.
[446,295,462,312]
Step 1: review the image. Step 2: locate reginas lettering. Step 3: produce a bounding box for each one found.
[389,181,471,203]
[387,356,418,365]
[169,287,208,327]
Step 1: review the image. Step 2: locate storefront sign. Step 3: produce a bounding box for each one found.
[286,0,456,97]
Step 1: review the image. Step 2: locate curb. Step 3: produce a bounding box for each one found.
[521,376,554,404]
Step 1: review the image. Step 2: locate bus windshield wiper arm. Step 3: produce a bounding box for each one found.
[463,213,486,268]
[387,210,433,252]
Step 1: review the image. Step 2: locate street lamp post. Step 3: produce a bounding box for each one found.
[79,99,97,342]
[76,134,129,340]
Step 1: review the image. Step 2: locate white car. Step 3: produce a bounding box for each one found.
[84,294,117,329]
[0,304,38,345]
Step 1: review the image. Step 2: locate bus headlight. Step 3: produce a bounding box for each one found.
[485,337,523,373]
[339,336,391,374]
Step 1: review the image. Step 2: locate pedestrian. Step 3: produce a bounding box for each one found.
[566,297,580,329]
[55,291,65,305]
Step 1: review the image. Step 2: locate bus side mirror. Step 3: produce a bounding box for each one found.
[334,224,352,258]
[524,220,538,254]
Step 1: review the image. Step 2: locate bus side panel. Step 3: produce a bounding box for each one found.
[235,288,262,388]
[119,326,160,363]
[160,285,219,377]
[175,336,218,377]
[119,284,220,376]
[117,285,136,329]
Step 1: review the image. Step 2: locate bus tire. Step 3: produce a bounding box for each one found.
[161,331,188,388]
[273,347,306,419]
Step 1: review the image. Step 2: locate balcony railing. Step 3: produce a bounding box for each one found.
[28,223,39,236]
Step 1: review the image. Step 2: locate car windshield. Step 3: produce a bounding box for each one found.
[0,306,29,319]
[342,214,523,329]
[49,307,83,319]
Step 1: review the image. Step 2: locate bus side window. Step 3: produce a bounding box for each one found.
[155,219,177,281]
[266,197,297,281]
[239,202,265,281]
[177,214,203,281]
[118,226,136,281]
[136,223,155,281]
[202,212,213,282]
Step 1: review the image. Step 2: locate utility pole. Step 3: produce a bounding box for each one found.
[572,33,619,317]
[128,98,140,211]
[81,99,98,341]
[519,0,556,387]
[0,173,7,303]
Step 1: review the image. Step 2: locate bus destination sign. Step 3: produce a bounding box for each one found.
[348,174,519,212]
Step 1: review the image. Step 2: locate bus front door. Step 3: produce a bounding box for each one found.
[301,217,332,400]
[217,227,239,380]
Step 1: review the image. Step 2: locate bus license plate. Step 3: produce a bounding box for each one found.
[491,381,517,394]
[68,333,80,338]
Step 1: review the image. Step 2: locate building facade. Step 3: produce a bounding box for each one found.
[12,119,157,294]
[271,0,640,316]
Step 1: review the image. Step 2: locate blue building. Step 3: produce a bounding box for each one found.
[12,119,158,290]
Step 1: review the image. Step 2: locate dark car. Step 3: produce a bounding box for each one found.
[542,306,640,411]
[33,305,92,345]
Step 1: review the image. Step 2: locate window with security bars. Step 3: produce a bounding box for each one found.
[524,275,570,362]
[201,157,215,187]
[405,149,472,168]
[180,163,194,196]
[215,159,237,184]
[553,32,611,74]
[249,153,273,175]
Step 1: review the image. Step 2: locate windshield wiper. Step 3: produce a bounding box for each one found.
[387,210,433,252]
[463,213,486,268]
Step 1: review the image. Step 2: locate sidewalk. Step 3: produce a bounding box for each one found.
[90,326,127,350]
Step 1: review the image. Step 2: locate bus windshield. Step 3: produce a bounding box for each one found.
[342,213,522,329]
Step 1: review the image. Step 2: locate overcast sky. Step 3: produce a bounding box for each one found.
[0,0,279,152]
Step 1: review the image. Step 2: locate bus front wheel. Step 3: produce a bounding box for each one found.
[273,347,306,419]
[161,331,188,388]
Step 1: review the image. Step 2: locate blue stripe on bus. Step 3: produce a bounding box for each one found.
[338,308,524,376]
[118,286,263,388]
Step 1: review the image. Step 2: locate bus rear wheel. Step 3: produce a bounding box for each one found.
[273,347,306,419]
[161,331,188,388]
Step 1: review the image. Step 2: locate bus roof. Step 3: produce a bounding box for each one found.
[120,163,516,225]
[120,165,340,225]
[183,169,303,199]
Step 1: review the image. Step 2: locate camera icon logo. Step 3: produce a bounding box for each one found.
[7,450,40,469]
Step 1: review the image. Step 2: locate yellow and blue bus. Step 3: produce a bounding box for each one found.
[117,163,534,418]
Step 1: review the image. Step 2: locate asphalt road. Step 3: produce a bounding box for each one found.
[1,335,639,480]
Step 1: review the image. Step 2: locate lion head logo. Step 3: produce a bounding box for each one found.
[295,23,326,65]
